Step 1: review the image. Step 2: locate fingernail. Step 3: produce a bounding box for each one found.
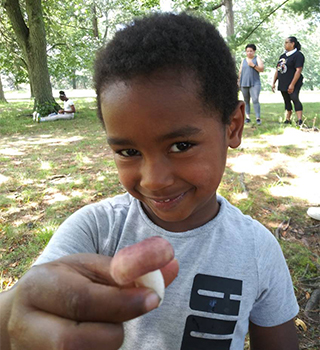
[145,292,160,312]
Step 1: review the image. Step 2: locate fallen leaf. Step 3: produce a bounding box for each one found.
[295,318,307,332]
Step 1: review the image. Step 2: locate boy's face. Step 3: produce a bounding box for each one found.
[101,72,244,232]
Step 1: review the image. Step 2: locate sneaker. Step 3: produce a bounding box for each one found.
[256,119,261,125]
[284,119,291,124]
[32,111,37,121]
[297,119,303,126]
[245,118,251,124]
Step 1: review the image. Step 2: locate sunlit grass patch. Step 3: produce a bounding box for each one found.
[278,145,305,157]
[308,152,320,162]
[0,221,58,284]
[235,197,255,214]
[0,192,16,208]
[280,241,319,284]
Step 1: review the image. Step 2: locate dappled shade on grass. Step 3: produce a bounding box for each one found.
[0,99,319,349]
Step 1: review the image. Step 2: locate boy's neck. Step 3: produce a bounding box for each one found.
[140,195,220,232]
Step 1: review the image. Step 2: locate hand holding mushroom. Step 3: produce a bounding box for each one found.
[1,237,179,350]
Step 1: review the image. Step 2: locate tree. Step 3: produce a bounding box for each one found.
[42,0,113,90]
[2,0,60,114]
[225,0,234,38]
[0,5,29,92]
[169,0,320,91]
[0,75,7,102]
[2,0,320,96]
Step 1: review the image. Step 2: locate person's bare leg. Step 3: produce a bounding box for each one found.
[285,110,292,121]
[296,110,302,121]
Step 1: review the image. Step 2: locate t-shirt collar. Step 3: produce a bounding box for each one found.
[285,48,297,57]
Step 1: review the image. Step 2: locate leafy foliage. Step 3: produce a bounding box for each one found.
[34,100,60,116]
[1,0,320,92]
[286,0,320,19]
[0,6,29,88]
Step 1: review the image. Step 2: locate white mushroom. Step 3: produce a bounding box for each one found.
[134,269,165,305]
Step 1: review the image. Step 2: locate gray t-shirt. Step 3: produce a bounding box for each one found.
[35,193,299,350]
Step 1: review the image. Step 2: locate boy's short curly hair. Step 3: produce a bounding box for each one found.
[94,12,238,125]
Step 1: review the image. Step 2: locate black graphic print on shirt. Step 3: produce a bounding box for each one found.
[180,274,242,350]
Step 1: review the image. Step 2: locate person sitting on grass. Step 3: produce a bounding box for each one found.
[33,91,75,123]
[1,12,299,350]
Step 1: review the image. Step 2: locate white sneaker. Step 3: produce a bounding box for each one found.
[307,207,320,221]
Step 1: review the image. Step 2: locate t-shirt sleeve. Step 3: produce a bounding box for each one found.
[295,53,304,68]
[33,201,115,265]
[249,231,299,327]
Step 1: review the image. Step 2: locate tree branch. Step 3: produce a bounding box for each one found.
[2,0,29,48]
[43,15,93,32]
[47,43,67,53]
[238,0,292,46]
[0,26,13,44]
[211,1,225,11]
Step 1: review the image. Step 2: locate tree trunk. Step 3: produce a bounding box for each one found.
[0,75,8,103]
[2,0,60,114]
[91,2,99,39]
[225,0,234,38]
[102,0,110,42]
[25,64,34,98]
[72,71,77,89]
[103,12,109,42]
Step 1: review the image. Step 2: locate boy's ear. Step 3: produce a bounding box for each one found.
[227,101,245,149]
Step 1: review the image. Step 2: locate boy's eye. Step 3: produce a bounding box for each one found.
[170,142,193,153]
[117,149,140,157]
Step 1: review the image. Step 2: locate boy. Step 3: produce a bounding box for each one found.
[1,13,299,350]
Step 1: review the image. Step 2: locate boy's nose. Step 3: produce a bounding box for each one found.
[139,158,174,191]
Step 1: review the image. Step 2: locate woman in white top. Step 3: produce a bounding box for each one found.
[34,91,76,123]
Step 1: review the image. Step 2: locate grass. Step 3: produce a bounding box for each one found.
[1,97,320,349]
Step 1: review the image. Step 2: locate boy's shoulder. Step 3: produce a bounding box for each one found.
[81,193,276,251]
[89,193,273,238]
[95,191,133,209]
[82,192,135,219]
[218,195,277,247]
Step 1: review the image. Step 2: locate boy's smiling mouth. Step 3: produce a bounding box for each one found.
[144,191,189,210]
[150,192,186,203]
